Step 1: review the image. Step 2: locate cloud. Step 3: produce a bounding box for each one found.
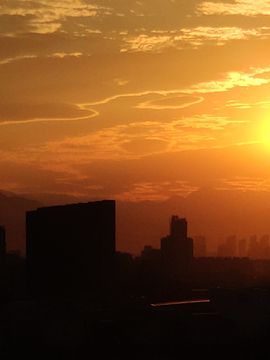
[218,177,270,192]
[1,114,241,173]
[176,27,270,46]
[2,142,270,201]
[120,26,270,52]
[136,95,204,109]
[173,114,247,130]
[0,102,97,125]
[0,0,107,35]
[113,180,200,202]
[226,100,251,109]
[82,66,270,110]
[198,0,270,16]
[189,67,270,93]
[122,34,173,52]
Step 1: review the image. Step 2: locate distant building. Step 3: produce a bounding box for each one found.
[194,236,206,257]
[0,226,6,263]
[141,246,161,261]
[217,236,237,258]
[26,200,115,300]
[248,235,260,259]
[161,216,193,277]
[225,235,237,257]
[238,238,246,258]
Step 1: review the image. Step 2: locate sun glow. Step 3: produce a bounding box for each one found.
[259,118,270,143]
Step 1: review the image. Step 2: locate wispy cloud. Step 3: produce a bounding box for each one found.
[189,67,270,93]
[121,26,270,52]
[218,177,270,192]
[0,102,98,125]
[122,34,173,52]
[113,180,199,202]
[198,0,270,16]
[174,115,247,130]
[176,26,270,46]
[82,66,270,109]
[0,0,108,34]
[136,95,204,110]
[13,115,239,166]
[226,100,251,109]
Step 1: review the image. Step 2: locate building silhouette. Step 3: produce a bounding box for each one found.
[0,226,6,263]
[161,216,193,278]
[26,200,115,300]
[141,245,161,261]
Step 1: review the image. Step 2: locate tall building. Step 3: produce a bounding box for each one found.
[0,226,6,263]
[26,200,115,300]
[161,216,193,277]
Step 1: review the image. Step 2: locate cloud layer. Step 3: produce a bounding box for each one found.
[1,0,270,203]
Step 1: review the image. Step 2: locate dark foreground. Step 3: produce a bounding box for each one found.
[1,288,270,359]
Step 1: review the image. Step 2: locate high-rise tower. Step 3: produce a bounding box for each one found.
[26,200,115,300]
[161,216,193,278]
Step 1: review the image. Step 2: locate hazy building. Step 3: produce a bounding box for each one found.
[161,216,193,277]
[238,238,246,258]
[248,235,260,259]
[26,200,115,300]
[194,236,206,258]
[0,226,6,263]
[225,235,237,257]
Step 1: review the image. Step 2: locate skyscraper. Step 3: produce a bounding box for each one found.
[161,216,193,277]
[26,200,115,300]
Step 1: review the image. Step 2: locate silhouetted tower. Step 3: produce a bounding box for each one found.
[161,216,193,279]
[170,216,187,239]
[26,200,115,300]
[0,226,6,263]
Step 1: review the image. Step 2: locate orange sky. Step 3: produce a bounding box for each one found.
[2,0,270,203]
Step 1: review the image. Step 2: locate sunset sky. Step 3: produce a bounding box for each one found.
[2,0,270,203]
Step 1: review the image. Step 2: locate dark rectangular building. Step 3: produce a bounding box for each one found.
[0,226,6,263]
[26,200,115,300]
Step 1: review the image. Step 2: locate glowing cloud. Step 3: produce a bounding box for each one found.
[122,35,173,52]
[218,177,270,192]
[0,0,107,34]
[176,27,270,45]
[198,0,270,16]
[136,95,204,110]
[82,66,270,110]
[189,68,270,94]
[0,103,97,125]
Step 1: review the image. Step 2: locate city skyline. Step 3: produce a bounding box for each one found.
[3,2,270,354]
[2,1,270,255]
